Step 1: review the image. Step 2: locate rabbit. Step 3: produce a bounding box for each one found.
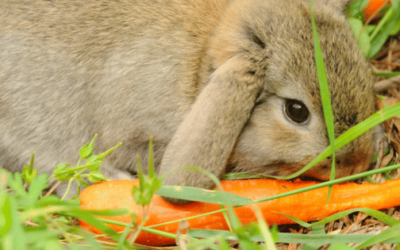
[0,0,383,204]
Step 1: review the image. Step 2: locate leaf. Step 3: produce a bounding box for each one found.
[235,223,263,250]
[21,152,37,184]
[0,196,27,250]
[189,229,400,244]
[328,243,354,250]
[7,172,28,198]
[79,134,97,159]
[368,3,400,58]
[373,71,400,78]
[53,163,73,181]
[66,209,133,249]
[302,224,326,250]
[348,17,371,57]
[27,173,49,201]
[0,192,12,235]
[88,170,107,183]
[218,237,232,250]
[311,208,400,227]
[274,212,311,227]
[156,185,253,205]
[347,0,370,17]
[79,144,93,159]
[254,207,277,250]
[356,224,400,249]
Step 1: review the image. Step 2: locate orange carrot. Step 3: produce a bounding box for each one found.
[364,0,389,20]
[79,179,400,246]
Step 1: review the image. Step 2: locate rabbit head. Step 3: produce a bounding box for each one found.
[160,0,378,203]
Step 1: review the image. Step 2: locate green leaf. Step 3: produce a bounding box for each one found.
[44,240,63,250]
[66,209,133,249]
[328,243,354,250]
[366,25,376,34]
[156,185,253,205]
[88,170,107,183]
[0,192,12,235]
[53,163,73,181]
[223,172,267,180]
[79,134,97,159]
[27,173,49,201]
[390,15,400,35]
[189,229,400,244]
[356,224,400,249]
[254,208,277,250]
[303,223,326,250]
[348,18,371,57]
[7,172,28,198]
[373,72,400,78]
[0,196,27,250]
[311,208,400,227]
[148,136,155,178]
[218,237,232,250]
[389,0,400,36]
[21,152,37,184]
[79,144,93,159]
[347,0,370,17]
[368,3,400,58]
[235,223,263,250]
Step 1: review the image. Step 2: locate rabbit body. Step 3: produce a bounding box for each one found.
[0,0,379,203]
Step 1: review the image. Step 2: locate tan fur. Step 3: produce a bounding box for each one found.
[0,0,381,204]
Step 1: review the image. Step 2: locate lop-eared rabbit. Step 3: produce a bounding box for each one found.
[0,0,381,204]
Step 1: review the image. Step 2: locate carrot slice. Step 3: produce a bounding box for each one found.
[79,179,400,246]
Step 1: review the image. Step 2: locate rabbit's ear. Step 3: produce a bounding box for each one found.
[159,55,263,204]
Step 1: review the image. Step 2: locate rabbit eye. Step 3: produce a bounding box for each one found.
[284,99,309,124]
[251,33,265,49]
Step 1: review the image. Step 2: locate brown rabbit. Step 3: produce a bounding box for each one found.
[0,0,382,204]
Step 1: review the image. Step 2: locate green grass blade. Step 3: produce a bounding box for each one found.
[309,0,336,203]
[311,208,400,227]
[254,208,277,250]
[373,72,400,78]
[67,209,133,249]
[356,224,400,249]
[157,185,252,205]
[189,229,400,244]
[329,243,355,250]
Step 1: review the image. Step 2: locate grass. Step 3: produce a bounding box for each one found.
[1,0,400,249]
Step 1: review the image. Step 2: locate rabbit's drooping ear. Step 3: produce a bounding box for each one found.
[315,0,355,12]
[159,55,264,204]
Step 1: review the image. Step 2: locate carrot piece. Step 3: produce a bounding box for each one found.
[364,0,389,20]
[79,179,400,246]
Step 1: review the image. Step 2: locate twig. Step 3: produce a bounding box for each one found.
[374,75,400,93]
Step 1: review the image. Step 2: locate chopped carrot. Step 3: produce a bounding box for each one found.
[79,179,400,246]
[364,0,389,20]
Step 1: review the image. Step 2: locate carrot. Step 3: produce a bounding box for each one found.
[79,178,400,246]
[363,0,389,20]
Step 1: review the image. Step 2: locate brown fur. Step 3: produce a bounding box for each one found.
[0,0,381,204]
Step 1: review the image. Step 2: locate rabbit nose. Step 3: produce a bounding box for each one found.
[302,148,373,181]
[330,148,373,178]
